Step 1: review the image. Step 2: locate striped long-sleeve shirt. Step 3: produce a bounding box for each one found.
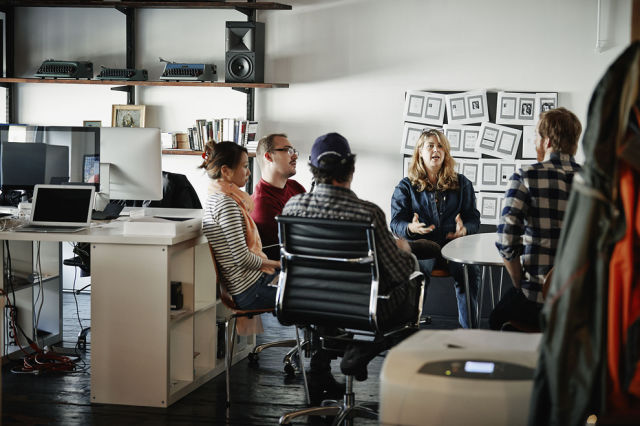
[496,152,581,303]
[202,193,264,295]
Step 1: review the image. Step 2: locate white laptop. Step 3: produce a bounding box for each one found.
[15,184,95,233]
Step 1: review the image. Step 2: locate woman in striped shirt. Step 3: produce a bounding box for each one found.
[199,142,281,309]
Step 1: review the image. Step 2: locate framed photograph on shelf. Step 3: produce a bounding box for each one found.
[112,104,146,128]
[83,120,101,128]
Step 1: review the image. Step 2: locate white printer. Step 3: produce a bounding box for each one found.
[380,329,542,426]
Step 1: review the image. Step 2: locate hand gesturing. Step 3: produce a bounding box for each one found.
[446,214,467,239]
[408,213,435,235]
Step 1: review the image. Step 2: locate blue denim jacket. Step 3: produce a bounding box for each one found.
[390,174,480,247]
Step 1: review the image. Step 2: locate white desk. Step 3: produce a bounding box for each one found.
[441,233,504,328]
[0,208,256,407]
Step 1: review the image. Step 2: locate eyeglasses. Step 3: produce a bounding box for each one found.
[271,147,299,156]
[423,143,443,151]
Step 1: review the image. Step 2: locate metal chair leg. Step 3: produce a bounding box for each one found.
[224,316,238,407]
[477,266,486,327]
[489,266,495,308]
[251,339,298,355]
[279,405,341,424]
[463,264,475,328]
[295,326,310,405]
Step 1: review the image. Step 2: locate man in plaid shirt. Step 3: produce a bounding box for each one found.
[491,107,582,330]
[282,132,420,399]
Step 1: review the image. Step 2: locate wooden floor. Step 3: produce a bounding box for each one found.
[1,286,470,425]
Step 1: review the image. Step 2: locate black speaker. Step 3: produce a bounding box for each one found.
[225,21,265,83]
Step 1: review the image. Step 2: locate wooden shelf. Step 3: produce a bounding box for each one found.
[0,78,288,89]
[163,149,255,157]
[1,1,292,11]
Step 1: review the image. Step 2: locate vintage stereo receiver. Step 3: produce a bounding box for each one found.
[35,60,93,79]
[97,67,148,81]
[160,62,218,82]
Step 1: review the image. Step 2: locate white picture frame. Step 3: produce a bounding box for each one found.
[534,92,559,118]
[476,122,521,159]
[401,122,437,154]
[521,125,538,159]
[403,90,446,125]
[444,124,481,158]
[403,155,412,177]
[477,192,501,225]
[496,92,537,126]
[445,89,489,124]
[478,159,500,191]
[479,159,518,192]
[498,162,517,188]
[458,158,480,187]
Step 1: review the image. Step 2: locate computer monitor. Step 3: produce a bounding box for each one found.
[0,142,69,189]
[99,127,163,201]
[41,126,100,189]
[0,125,99,205]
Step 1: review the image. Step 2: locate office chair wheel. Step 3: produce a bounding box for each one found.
[284,361,296,377]
[284,351,302,377]
[248,352,259,364]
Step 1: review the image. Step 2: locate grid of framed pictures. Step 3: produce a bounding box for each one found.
[401,89,559,225]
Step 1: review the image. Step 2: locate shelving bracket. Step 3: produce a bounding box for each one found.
[111,85,136,105]
[231,87,250,95]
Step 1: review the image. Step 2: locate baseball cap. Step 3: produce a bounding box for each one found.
[309,132,354,168]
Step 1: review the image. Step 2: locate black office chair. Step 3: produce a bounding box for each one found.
[207,247,310,407]
[275,216,425,425]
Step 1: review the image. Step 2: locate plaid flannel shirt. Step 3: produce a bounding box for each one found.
[496,153,582,303]
[282,184,417,325]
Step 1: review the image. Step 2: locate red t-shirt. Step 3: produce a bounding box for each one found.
[251,178,306,259]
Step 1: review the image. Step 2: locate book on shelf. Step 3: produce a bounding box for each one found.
[245,121,259,152]
[178,118,259,151]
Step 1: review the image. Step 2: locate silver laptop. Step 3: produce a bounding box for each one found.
[15,184,95,233]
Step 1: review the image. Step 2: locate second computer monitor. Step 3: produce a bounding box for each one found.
[99,127,163,201]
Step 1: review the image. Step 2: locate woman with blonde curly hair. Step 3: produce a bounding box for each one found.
[390,129,481,328]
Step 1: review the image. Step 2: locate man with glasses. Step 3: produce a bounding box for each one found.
[252,133,306,260]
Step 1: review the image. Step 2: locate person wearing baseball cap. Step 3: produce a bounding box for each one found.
[282,132,420,399]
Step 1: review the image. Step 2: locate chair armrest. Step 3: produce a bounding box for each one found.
[376,271,425,300]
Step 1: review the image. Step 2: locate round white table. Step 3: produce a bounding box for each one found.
[441,233,505,328]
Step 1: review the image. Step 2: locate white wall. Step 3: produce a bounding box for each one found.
[256,0,631,218]
[12,0,632,216]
